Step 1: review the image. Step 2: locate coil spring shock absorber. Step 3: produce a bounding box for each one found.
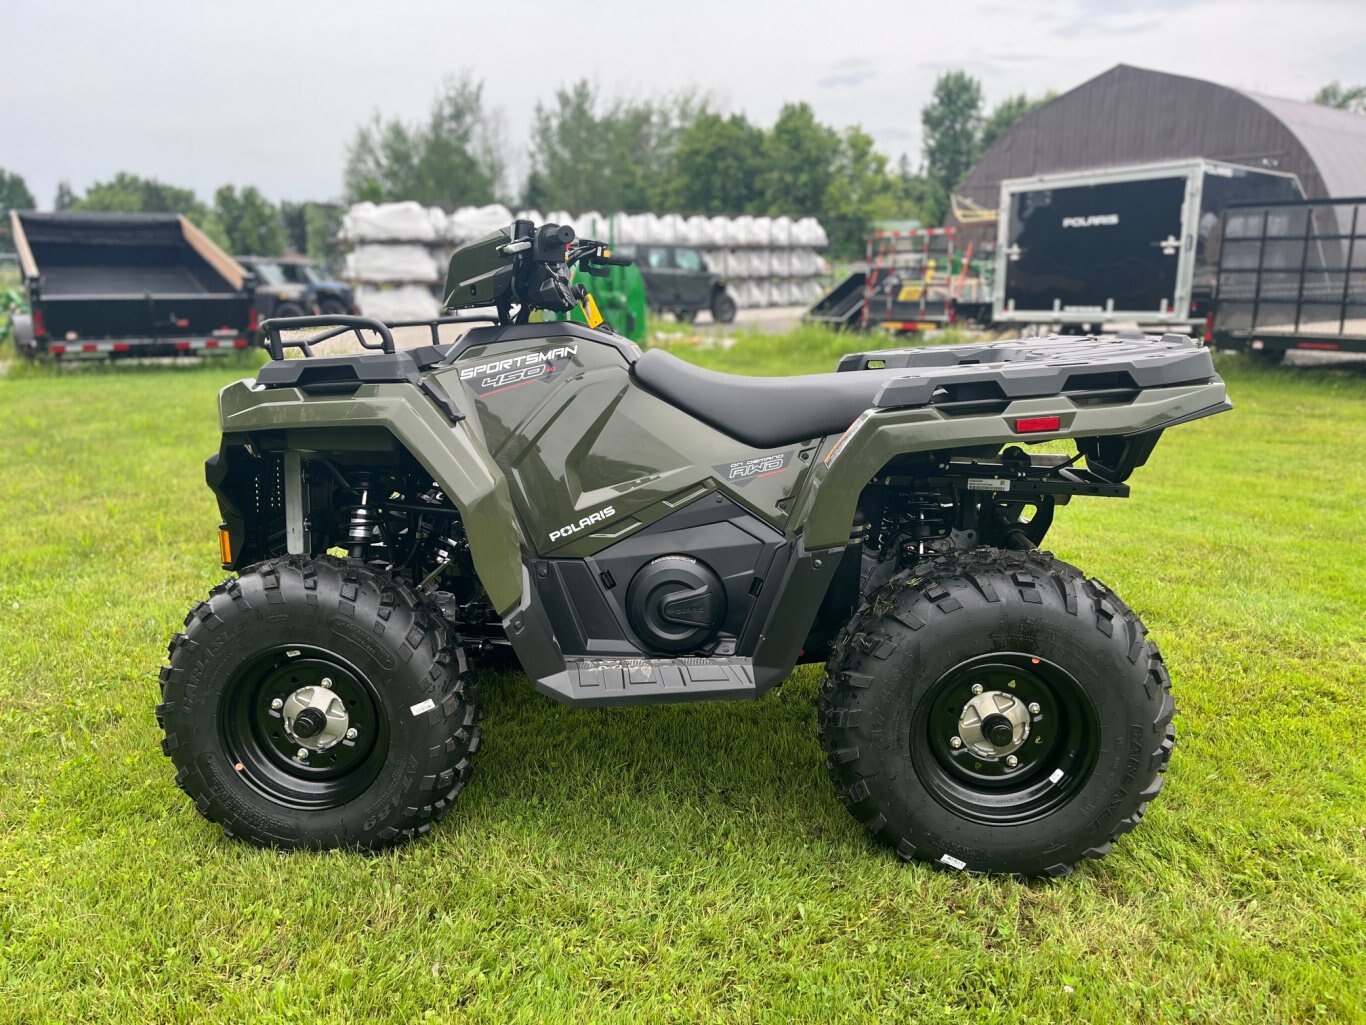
[345,474,380,559]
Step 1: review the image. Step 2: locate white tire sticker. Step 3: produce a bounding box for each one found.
[939,853,967,870]
[1048,769,1065,784]
[409,698,436,717]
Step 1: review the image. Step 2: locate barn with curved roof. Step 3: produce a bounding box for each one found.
[951,64,1366,243]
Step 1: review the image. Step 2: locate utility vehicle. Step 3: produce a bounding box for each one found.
[158,218,1229,877]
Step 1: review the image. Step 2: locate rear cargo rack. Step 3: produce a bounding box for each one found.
[259,313,498,361]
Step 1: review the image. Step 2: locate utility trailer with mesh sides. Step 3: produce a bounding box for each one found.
[993,160,1303,331]
[8,211,255,359]
[1211,196,1366,359]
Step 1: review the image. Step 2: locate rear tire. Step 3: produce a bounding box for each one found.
[319,297,349,316]
[710,290,737,324]
[272,302,306,320]
[818,547,1174,878]
[157,557,480,851]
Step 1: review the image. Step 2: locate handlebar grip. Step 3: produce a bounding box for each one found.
[603,253,634,266]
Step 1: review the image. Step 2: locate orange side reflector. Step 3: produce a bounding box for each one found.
[218,527,233,565]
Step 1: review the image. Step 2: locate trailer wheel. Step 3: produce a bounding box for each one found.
[10,314,36,359]
[272,302,306,320]
[818,547,1174,878]
[157,557,481,851]
[319,297,349,316]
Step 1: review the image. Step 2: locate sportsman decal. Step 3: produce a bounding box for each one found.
[458,345,578,396]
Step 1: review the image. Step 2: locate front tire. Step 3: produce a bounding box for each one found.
[157,557,480,850]
[818,548,1174,877]
[710,290,737,323]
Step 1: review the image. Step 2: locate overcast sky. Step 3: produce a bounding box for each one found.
[5,0,1365,208]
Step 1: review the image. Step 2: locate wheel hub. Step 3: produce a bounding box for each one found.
[957,690,1030,759]
[282,684,350,752]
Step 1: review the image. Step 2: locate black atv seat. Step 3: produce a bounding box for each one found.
[633,349,897,448]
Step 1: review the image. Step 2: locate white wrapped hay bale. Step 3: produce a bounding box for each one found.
[729,215,754,247]
[355,284,441,321]
[749,249,773,277]
[770,249,793,277]
[449,204,512,241]
[544,210,575,232]
[656,213,686,245]
[344,244,439,283]
[751,216,774,247]
[515,209,543,224]
[577,210,607,238]
[341,201,439,242]
[770,216,793,247]
[709,215,733,247]
[794,217,829,247]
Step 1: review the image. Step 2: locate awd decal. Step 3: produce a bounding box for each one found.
[713,451,791,488]
[549,504,616,543]
[459,345,578,396]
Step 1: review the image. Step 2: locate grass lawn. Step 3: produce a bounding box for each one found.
[0,332,1362,1023]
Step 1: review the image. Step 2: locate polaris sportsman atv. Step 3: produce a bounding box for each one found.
[158,219,1229,876]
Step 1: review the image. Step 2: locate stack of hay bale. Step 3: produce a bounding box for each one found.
[340,204,829,318]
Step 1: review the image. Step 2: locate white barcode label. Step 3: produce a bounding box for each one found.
[939,853,967,870]
[409,698,436,717]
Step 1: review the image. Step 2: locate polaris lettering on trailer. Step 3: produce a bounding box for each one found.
[548,505,616,543]
[1061,214,1120,228]
[712,451,792,488]
[459,345,578,396]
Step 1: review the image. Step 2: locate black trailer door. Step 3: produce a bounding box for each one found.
[1003,176,1186,316]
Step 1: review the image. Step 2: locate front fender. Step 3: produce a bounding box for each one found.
[217,378,525,615]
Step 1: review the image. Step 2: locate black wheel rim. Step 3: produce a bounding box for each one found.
[219,645,389,809]
[912,652,1099,825]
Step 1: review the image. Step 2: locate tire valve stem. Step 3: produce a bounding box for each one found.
[949,736,963,749]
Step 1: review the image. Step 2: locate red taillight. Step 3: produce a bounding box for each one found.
[1015,416,1061,434]
[233,338,248,349]
[81,343,97,353]
[48,343,66,354]
[1299,341,1339,351]
[247,307,259,332]
[205,340,219,349]
[174,317,190,328]
[113,343,131,353]
[1203,313,1214,344]
[174,341,191,351]
[32,309,46,336]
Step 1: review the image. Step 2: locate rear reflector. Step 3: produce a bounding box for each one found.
[33,309,45,335]
[1015,416,1061,434]
[233,338,248,349]
[1299,341,1339,351]
[48,343,66,354]
[218,527,233,565]
[205,340,219,349]
[174,341,191,351]
[81,343,97,353]
[113,343,131,353]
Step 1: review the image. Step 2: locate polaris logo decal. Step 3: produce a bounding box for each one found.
[713,451,791,488]
[548,504,616,543]
[1061,214,1119,228]
[460,345,578,395]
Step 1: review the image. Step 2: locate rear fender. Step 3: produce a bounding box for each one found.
[795,381,1229,550]
[215,379,525,614]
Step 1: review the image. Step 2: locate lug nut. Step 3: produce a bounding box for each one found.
[270,698,283,710]
[345,727,358,740]
[949,736,963,749]
[1028,702,1041,715]
[1006,755,1019,768]
[971,683,984,695]
[321,678,333,689]
[296,748,309,760]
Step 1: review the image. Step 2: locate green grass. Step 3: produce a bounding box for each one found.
[0,339,1363,1023]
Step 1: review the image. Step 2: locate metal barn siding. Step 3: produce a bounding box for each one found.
[952,65,1366,243]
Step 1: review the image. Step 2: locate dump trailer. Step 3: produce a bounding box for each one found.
[1211,196,1366,359]
[993,160,1302,330]
[8,211,254,358]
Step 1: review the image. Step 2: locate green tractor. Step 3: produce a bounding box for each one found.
[547,244,648,344]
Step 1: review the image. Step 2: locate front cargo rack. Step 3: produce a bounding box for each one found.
[258,313,499,361]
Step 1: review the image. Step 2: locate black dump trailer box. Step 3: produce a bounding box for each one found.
[8,211,254,358]
[993,160,1302,330]
[1212,196,1366,358]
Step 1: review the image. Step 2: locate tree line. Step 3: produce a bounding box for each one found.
[3,72,1363,262]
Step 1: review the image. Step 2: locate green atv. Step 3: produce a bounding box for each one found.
[158,219,1229,876]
